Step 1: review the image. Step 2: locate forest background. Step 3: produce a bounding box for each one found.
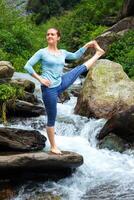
[0,0,133,76]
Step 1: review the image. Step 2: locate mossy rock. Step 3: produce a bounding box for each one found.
[27,192,61,200]
[98,133,125,152]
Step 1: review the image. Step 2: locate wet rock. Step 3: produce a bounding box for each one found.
[58,91,70,103]
[0,151,83,180]
[0,183,15,200]
[27,192,61,200]
[69,85,82,97]
[97,106,134,143]
[0,61,14,83]
[75,59,134,119]
[10,79,35,93]
[98,133,125,152]
[19,91,38,104]
[0,127,46,151]
[7,100,45,117]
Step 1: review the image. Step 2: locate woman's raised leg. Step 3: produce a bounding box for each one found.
[58,42,105,95]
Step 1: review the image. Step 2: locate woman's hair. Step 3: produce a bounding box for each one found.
[47,28,61,37]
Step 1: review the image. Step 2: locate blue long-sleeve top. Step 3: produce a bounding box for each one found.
[24,47,87,88]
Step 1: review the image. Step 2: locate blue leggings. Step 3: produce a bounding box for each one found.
[41,64,87,126]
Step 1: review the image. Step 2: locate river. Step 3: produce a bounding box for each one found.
[2,72,134,200]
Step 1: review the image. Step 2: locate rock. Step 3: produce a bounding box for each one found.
[0,127,46,151]
[0,151,83,180]
[98,133,125,152]
[75,59,134,119]
[58,91,70,103]
[97,106,134,143]
[28,192,61,200]
[0,183,15,200]
[82,16,134,57]
[106,16,134,33]
[96,16,134,52]
[19,91,38,104]
[7,99,45,117]
[10,79,35,93]
[0,61,14,83]
[95,31,120,53]
[69,85,82,97]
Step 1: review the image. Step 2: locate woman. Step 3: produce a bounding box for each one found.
[24,28,105,154]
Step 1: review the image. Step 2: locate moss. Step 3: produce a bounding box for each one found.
[28,192,61,200]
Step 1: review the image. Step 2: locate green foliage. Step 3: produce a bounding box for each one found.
[0,83,24,103]
[0,0,124,75]
[27,0,81,24]
[41,0,123,50]
[0,83,24,124]
[106,30,134,78]
[0,0,44,72]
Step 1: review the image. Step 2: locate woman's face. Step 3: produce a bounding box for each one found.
[46,28,60,45]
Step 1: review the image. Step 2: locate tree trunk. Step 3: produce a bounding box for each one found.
[120,0,134,18]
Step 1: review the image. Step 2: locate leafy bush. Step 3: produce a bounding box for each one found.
[0,1,44,72]
[41,0,123,51]
[27,0,81,24]
[0,0,124,74]
[0,83,24,124]
[106,30,134,78]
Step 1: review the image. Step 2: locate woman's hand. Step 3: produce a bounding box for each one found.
[40,77,51,87]
[84,40,98,49]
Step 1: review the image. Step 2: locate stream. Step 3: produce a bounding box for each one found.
[1,72,134,200]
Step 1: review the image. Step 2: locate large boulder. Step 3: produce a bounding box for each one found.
[97,105,134,143]
[0,127,46,151]
[0,61,14,83]
[75,59,134,119]
[0,151,83,180]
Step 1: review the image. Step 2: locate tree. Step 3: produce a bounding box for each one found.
[120,0,134,18]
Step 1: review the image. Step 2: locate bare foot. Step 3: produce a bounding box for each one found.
[50,147,62,155]
[94,41,105,55]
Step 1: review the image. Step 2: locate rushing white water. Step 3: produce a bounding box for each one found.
[10,73,134,200]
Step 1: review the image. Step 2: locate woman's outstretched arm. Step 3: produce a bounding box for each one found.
[63,46,87,60]
[63,40,101,60]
